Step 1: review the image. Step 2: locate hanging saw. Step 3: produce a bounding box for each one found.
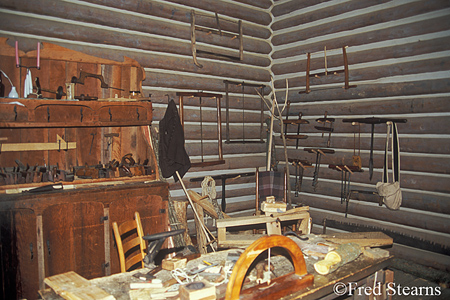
[71,71,124,91]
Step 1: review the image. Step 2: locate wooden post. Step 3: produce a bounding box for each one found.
[36,215,45,291]
[216,96,223,161]
[103,207,111,276]
[173,200,193,246]
[194,203,207,254]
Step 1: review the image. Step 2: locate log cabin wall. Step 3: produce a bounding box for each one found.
[271,0,450,271]
[0,0,273,249]
[1,0,449,273]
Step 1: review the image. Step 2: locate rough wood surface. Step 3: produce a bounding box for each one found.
[44,271,115,300]
[320,232,393,248]
[173,200,194,247]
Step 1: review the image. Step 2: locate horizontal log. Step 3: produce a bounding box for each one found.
[306,209,450,253]
[233,0,272,9]
[275,116,450,135]
[164,0,272,26]
[143,71,270,91]
[157,108,263,123]
[42,44,270,87]
[271,0,328,17]
[169,173,256,192]
[185,141,265,157]
[43,0,272,39]
[192,155,265,172]
[297,193,449,234]
[201,142,265,155]
[182,124,264,141]
[275,56,450,90]
[283,97,450,120]
[0,13,271,57]
[276,79,450,103]
[271,0,391,31]
[279,135,450,156]
[0,0,271,52]
[172,186,256,206]
[280,147,450,175]
[151,97,266,116]
[272,36,450,76]
[272,0,449,46]
[291,179,450,215]
[152,107,264,123]
[272,15,450,59]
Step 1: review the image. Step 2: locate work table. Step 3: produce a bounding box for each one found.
[39,241,394,300]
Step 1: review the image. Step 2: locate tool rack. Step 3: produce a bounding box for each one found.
[0,39,170,300]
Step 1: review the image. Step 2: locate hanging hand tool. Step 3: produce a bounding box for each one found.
[288,158,312,197]
[34,77,66,99]
[342,117,407,180]
[104,132,119,159]
[71,71,124,91]
[305,148,335,190]
[314,111,335,147]
[329,164,363,217]
[352,122,362,168]
[88,132,96,155]
[283,101,309,149]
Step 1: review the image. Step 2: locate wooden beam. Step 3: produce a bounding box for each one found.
[0,135,76,152]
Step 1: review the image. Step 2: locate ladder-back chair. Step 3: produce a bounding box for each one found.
[112,212,146,273]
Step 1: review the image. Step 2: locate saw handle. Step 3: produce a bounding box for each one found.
[72,71,110,88]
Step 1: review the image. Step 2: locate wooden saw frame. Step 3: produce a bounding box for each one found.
[225,235,314,300]
[299,46,356,94]
[224,80,265,144]
[191,10,243,68]
[176,92,225,168]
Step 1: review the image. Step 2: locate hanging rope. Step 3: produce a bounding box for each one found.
[201,176,223,219]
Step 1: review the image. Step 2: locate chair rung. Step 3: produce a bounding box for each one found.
[125,253,144,271]
[119,220,137,233]
[123,237,142,253]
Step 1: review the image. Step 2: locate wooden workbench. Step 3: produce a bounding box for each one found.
[40,247,393,300]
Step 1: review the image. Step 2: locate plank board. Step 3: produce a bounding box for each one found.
[321,232,393,248]
[44,271,115,300]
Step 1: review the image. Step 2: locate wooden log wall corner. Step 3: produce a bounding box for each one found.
[270,0,450,270]
[2,0,447,277]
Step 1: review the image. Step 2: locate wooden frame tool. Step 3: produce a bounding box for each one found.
[225,235,314,300]
[288,158,312,197]
[177,92,225,168]
[342,117,407,180]
[304,148,335,190]
[191,10,243,68]
[224,80,265,144]
[299,46,357,94]
[314,111,335,148]
[283,101,309,149]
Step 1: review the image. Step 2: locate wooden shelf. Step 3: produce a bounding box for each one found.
[0,98,152,128]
